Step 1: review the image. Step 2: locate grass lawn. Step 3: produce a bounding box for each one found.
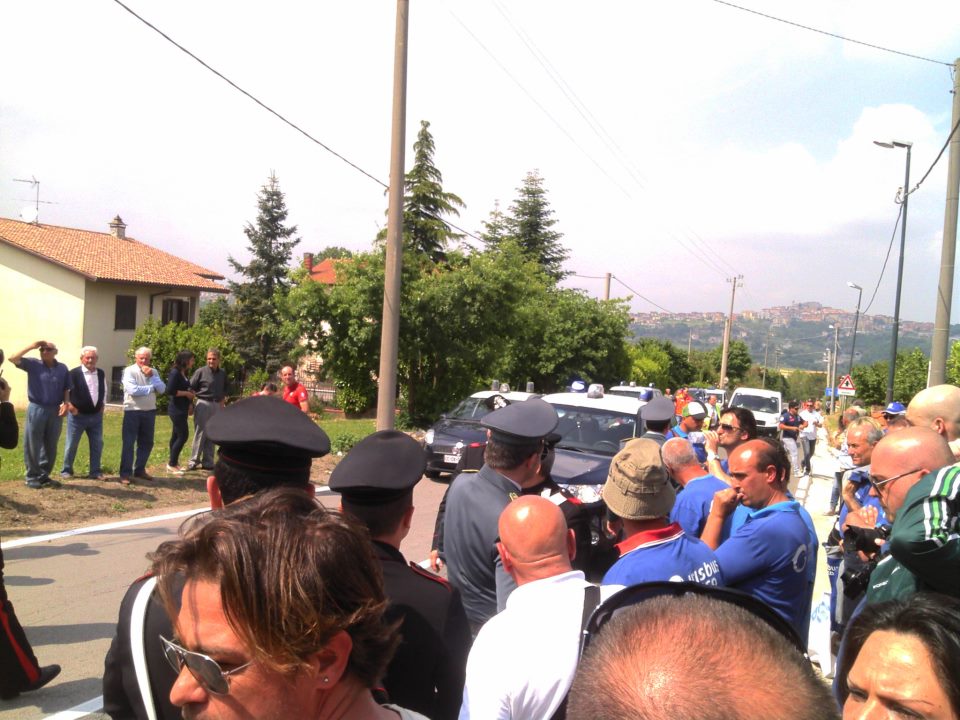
[0,406,376,483]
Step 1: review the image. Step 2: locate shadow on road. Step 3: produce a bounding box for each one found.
[7,542,98,561]
[0,676,101,718]
[3,575,54,586]
[29,621,116,646]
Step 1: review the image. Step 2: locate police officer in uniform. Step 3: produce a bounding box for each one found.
[639,396,675,447]
[443,397,559,633]
[102,397,330,720]
[329,430,471,720]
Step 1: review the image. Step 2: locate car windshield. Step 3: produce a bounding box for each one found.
[550,404,637,456]
[733,395,780,414]
[446,398,490,421]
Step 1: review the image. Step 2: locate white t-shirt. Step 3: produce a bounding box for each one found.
[799,410,822,440]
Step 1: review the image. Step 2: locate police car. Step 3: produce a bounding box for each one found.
[543,384,646,504]
[422,387,539,477]
[607,383,663,402]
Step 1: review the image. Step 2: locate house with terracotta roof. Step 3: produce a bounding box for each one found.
[302,252,344,285]
[0,215,228,406]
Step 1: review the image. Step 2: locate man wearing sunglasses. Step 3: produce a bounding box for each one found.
[854,427,959,606]
[102,397,331,720]
[701,406,758,484]
[701,439,818,643]
[9,340,72,488]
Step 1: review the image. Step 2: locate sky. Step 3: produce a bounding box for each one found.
[1,0,959,322]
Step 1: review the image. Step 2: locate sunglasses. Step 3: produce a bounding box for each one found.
[160,635,253,695]
[868,468,922,491]
[718,423,741,433]
[580,581,804,658]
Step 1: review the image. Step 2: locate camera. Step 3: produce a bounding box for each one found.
[844,524,891,555]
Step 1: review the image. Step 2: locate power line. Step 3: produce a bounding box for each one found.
[611,275,674,313]
[905,115,960,199]
[711,0,953,67]
[111,0,388,189]
[863,204,903,315]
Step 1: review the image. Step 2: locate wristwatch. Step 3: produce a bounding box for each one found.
[706,452,719,462]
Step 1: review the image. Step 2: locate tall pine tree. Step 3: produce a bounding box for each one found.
[480,200,509,250]
[381,120,465,262]
[228,173,300,374]
[503,170,569,280]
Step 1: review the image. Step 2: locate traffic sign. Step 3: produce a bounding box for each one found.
[837,374,856,397]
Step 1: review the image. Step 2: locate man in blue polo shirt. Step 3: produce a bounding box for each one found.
[665,438,733,540]
[701,438,817,644]
[601,438,722,588]
[9,340,72,489]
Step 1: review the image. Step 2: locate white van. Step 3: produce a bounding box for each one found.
[729,387,782,437]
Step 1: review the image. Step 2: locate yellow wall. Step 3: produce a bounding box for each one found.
[1,242,203,407]
[0,244,85,407]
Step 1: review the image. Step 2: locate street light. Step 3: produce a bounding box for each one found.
[847,281,863,376]
[873,139,912,404]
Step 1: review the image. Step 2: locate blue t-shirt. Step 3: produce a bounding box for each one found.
[838,469,887,538]
[17,356,71,407]
[670,474,733,539]
[664,426,707,463]
[779,410,801,439]
[603,523,723,587]
[715,501,817,644]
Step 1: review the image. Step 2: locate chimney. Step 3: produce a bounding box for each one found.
[109,215,127,239]
[303,252,314,273]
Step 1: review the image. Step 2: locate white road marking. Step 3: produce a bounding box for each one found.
[1,508,208,550]
[42,695,103,720]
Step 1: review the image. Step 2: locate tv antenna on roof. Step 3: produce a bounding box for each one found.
[13,176,53,224]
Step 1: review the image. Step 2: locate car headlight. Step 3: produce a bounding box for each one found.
[425,429,435,445]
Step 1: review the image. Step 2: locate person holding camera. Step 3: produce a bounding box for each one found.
[9,341,72,489]
[845,426,960,607]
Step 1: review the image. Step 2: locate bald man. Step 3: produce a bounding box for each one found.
[855,427,960,605]
[459,496,605,720]
[906,384,960,456]
[701,439,818,644]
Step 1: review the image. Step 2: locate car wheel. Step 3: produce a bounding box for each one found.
[425,469,442,479]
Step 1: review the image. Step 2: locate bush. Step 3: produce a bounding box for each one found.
[331,432,361,454]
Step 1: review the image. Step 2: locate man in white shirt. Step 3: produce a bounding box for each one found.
[459,496,603,720]
[61,346,106,480]
[119,346,165,485]
[798,399,823,476]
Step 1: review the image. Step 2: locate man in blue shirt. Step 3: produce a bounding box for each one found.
[701,439,818,644]
[601,438,722,588]
[665,438,733,540]
[664,401,708,462]
[9,340,72,489]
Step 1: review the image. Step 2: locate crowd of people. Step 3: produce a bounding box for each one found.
[2,365,959,717]
[3,341,312,487]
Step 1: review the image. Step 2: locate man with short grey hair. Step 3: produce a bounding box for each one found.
[187,348,226,471]
[61,346,106,480]
[119,347,165,485]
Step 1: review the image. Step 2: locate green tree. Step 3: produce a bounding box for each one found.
[708,340,752,387]
[227,173,300,375]
[130,319,242,410]
[380,120,465,263]
[851,348,929,406]
[786,370,827,402]
[314,246,353,261]
[502,170,569,281]
[480,200,509,249]
[197,297,230,335]
[947,341,960,386]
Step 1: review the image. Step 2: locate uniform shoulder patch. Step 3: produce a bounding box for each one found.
[408,561,452,589]
[134,570,156,584]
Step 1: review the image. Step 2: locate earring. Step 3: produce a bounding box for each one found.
[322,676,330,684]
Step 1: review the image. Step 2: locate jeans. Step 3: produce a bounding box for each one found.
[782,437,800,475]
[120,410,156,477]
[830,471,844,511]
[801,436,817,474]
[61,412,104,476]
[190,400,219,468]
[168,413,189,466]
[23,403,63,484]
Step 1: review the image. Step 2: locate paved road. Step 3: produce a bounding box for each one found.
[0,476,450,720]
[1,438,842,719]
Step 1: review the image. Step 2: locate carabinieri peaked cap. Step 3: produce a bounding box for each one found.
[206,395,330,479]
[640,396,675,423]
[481,397,559,445]
[328,430,426,505]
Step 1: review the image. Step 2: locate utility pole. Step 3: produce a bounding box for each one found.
[687,329,693,361]
[930,58,960,386]
[824,347,832,410]
[830,324,841,413]
[719,275,743,390]
[376,0,409,431]
[762,341,769,389]
[603,272,611,301]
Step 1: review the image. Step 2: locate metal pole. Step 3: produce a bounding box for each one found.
[825,347,832,410]
[719,275,742,389]
[886,144,911,404]
[376,0,409,431]
[848,283,862,376]
[930,58,960,386]
[762,341,769,388]
[832,324,840,414]
[603,272,611,301]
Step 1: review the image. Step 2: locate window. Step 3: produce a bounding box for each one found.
[115,295,137,330]
[110,366,125,403]
[161,298,190,325]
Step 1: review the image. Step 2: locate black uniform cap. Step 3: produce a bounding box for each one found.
[481,397,559,445]
[641,396,675,422]
[328,430,425,504]
[205,396,330,477]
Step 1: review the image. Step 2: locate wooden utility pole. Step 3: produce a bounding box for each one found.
[719,275,743,389]
[376,0,409,430]
[929,58,960,385]
[603,272,611,301]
